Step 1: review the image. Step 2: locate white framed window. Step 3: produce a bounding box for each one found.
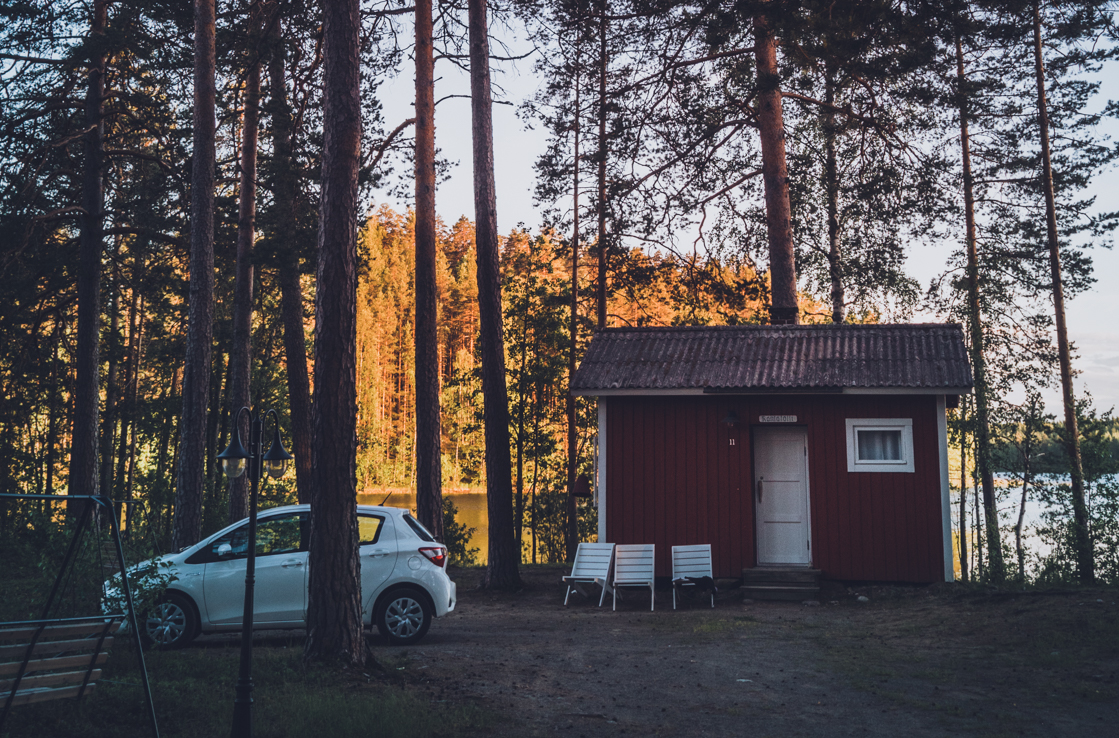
[845,418,914,473]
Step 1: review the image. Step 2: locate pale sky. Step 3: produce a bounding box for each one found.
[369,41,1119,416]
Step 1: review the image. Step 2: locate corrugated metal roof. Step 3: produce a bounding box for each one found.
[570,324,973,393]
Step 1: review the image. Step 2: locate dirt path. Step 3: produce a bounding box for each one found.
[377,566,1119,738]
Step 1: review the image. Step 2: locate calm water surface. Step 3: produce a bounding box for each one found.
[357,490,491,563]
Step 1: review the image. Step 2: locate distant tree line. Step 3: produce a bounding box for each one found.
[0,1,1117,672]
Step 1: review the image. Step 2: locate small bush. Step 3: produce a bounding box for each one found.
[442,497,479,566]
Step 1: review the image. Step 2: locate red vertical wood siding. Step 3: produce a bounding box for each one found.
[603,394,946,582]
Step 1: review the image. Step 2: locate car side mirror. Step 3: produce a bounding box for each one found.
[217,542,233,557]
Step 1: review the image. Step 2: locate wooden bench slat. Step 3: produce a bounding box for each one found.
[0,668,99,692]
[0,621,121,643]
[0,651,108,678]
[5,682,96,707]
[0,618,124,708]
[0,636,113,662]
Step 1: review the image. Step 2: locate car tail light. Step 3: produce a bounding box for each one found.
[419,547,447,568]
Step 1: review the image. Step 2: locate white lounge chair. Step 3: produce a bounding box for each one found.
[562,542,615,606]
[612,544,655,611]
[671,544,715,609]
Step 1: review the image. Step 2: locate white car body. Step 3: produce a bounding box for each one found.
[129,504,455,644]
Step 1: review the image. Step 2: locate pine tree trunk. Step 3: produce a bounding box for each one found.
[70,0,108,505]
[125,418,139,534]
[155,365,180,544]
[974,457,983,575]
[955,33,1004,582]
[469,0,521,590]
[122,291,144,528]
[958,398,968,582]
[753,10,798,325]
[1015,443,1031,582]
[566,70,581,561]
[99,278,121,498]
[278,265,313,497]
[45,321,63,497]
[515,316,528,550]
[595,2,613,330]
[530,394,542,554]
[206,352,229,517]
[414,0,444,541]
[590,2,608,326]
[173,0,217,550]
[267,10,314,505]
[1031,0,1093,584]
[305,0,365,666]
[823,61,843,324]
[113,289,140,504]
[228,9,263,524]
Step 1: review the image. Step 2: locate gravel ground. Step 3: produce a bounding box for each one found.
[375,565,1119,738]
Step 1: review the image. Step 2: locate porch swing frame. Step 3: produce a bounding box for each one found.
[0,493,159,738]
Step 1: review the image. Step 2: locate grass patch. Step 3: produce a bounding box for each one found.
[691,615,759,635]
[1,642,490,738]
[811,586,1119,734]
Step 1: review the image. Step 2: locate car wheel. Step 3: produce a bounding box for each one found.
[375,587,432,645]
[143,592,199,649]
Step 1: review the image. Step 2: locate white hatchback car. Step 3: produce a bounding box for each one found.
[128,504,456,648]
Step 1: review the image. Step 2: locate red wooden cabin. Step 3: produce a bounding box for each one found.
[570,324,972,585]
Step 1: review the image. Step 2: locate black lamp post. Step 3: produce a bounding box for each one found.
[217,407,293,738]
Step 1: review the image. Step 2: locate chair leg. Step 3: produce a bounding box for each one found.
[650,584,655,611]
[710,591,715,608]
[613,585,617,612]
[564,584,572,606]
[672,583,677,610]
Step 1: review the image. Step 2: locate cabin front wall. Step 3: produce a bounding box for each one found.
[603,394,946,583]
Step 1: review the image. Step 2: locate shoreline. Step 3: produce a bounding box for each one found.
[357,487,485,498]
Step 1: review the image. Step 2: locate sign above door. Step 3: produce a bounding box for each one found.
[758,415,797,423]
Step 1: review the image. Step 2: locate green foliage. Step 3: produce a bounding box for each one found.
[102,557,177,623]
[992,413,1119,476]
[0,500,176,622]
[1012,399,1119,585]
[441,496,479,567]
[525,484,598,565]
[526,485,570,565]
[1,0,1118,585]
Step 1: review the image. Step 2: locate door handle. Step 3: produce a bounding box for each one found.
[281,559,304,568]
[365,549,390,558]
[756,479,763,502]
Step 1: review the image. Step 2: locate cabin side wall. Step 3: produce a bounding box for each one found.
[603,394,946,582]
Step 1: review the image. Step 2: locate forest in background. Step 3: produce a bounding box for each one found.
[0,0,1117,586]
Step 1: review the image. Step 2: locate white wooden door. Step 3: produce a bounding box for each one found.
[753,427,811,566]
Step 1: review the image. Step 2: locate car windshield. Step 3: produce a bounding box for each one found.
[402,514,436,542]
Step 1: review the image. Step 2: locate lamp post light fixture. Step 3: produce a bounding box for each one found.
[217,407,292,738]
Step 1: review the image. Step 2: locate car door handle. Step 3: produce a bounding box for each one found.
[365,549,391,558]
[281,559,304,568]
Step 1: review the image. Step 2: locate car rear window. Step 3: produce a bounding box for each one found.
[358,514,385,545]
[402,514,436,542]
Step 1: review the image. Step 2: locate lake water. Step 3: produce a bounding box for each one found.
[357,490,492,564]
[953,474,1117,573]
